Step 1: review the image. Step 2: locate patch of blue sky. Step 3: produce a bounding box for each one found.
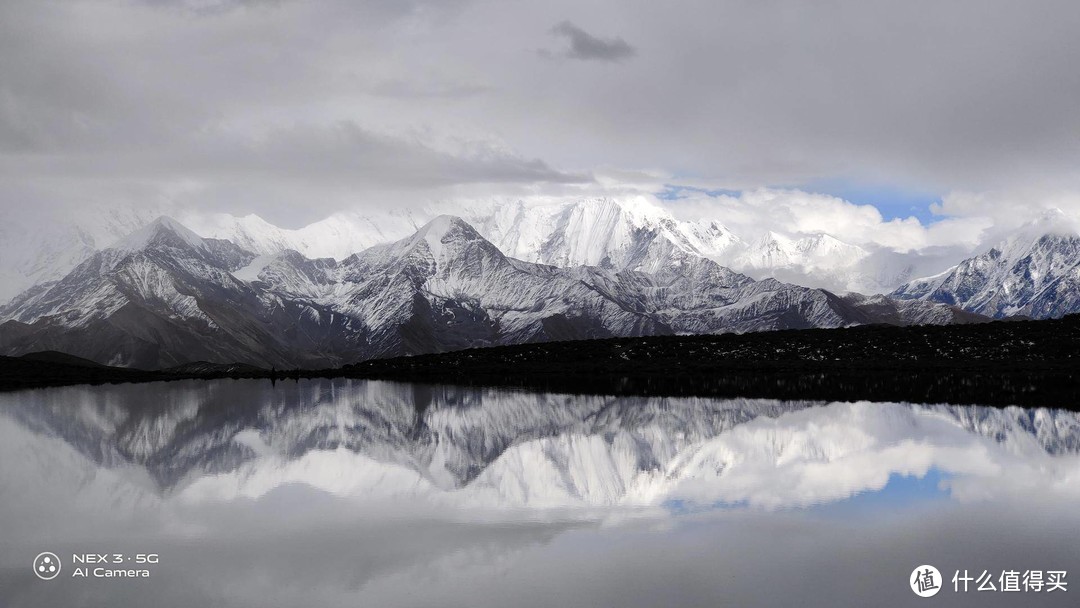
[811,468,952,518]
[662,468,951,517]
[796,178,943,224]
[655,184,742,201]
[656,178,945,225]
[662,497,748,515]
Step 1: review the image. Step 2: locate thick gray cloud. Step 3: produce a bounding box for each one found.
[2,0,1080,226]
[549,20,637,62]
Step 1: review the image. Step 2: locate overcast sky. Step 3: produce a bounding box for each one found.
[2,0,1080,238]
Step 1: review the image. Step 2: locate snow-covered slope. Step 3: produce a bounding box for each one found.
[456,197,742,273]
[183,209,428,260]
[738,231,867,270]
[892,212,1080,318]
[316,215,671,357]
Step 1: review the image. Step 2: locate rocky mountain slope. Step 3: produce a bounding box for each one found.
[0,215,978,369]
[0,218,368,369]
[0,202,170,304]
[892,213,1080,318]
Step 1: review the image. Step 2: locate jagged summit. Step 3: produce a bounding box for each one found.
[892,222,1080,318]
[413,215,483,254]
[344,214,502,275]
[110,215,208,253]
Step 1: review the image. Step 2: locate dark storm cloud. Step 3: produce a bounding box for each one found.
[549,20,637,62]
[0,120,586,188]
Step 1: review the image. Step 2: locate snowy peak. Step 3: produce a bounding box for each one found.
[465,197,741,273]
[744,231,797,267]
[541,197,649,268]
[415,215,482,256]
[351,214,503,275]
[1021,207,1079,235]
[892,227,1080,318]
[184,213,296,257]
[998,211,1080,261]
[740,231,866,270]
[111,216,209,254]
[0,201,172,305]
[183,208,429,262]
[101,215,255,275]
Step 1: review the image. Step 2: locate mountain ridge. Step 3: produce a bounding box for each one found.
[1,214,987,369]
[892,219,1080,318]
[0,197,955,305]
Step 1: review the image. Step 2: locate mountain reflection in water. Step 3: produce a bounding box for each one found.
[1,378,1078,608]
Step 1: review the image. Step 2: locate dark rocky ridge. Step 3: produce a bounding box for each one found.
[3,315,1079,409]
[340,315,1080,408]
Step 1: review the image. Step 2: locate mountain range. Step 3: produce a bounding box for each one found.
[0,197,938,303]
[7,198,1080,309]
[0,214,981,369]
[3,196,1079,370]
[891,214,1080,319]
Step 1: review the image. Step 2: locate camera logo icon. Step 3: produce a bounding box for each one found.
[33,552,61,581]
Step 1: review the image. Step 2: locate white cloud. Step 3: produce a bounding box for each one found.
[667,402,1080,509]
[658,188,992,253]
[934,189,1080,235]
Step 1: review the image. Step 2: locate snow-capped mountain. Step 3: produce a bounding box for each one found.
[0,202,171,304]
[737,231,868,271]
[0,215,977,369]
[0,217,369,369]
[290,215,669,358]
[0,197,940,310]
[184,209,429,260]
[241,215,951,351]
[436,197,901,293]
[4,381,1079,507]
[891,212,1080,318]
[0,204,424,307]
[731,231,902,293]
[458,197,742,274]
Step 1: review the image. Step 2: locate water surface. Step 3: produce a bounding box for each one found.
[1,379,1078,606]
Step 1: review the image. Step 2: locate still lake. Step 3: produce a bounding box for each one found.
[1,378,1078,607]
